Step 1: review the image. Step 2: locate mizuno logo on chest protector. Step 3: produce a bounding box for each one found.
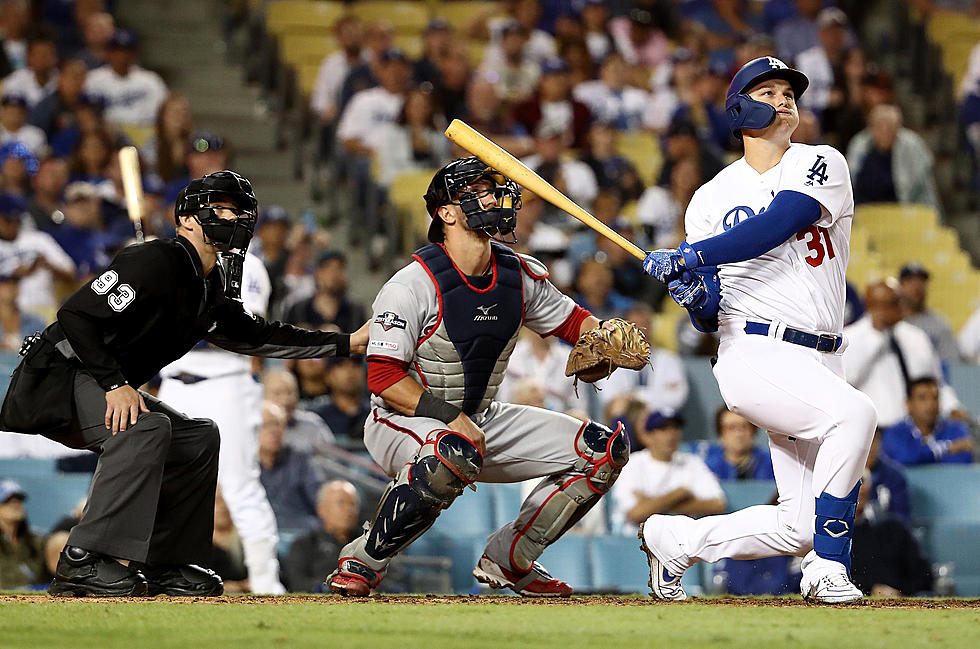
[474,304,498,321]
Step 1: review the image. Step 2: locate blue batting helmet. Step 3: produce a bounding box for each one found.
[725,56,809,140]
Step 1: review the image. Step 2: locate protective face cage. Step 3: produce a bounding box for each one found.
[426,157,523,243]
[175,170,258,299]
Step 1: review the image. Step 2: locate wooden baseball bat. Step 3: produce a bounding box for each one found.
[444,119,646,261]
[118,146,145,243]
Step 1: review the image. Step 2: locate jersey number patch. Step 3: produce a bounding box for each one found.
[91,270,136,312]
[796,226,836,267]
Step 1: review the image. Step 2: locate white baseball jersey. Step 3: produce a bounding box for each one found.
[83,64,168,127]
[685,143,854,335]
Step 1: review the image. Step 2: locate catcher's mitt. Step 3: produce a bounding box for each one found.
[565,318,651,385]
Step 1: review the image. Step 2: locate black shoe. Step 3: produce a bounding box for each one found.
[49,546,149,597]
[139,564,224,596]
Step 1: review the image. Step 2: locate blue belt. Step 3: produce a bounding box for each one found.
[744,321,842,353]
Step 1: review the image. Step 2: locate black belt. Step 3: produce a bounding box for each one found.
[744,321,842,353]
[168,370,246,385]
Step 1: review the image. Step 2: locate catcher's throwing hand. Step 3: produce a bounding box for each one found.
[565,317,651,385]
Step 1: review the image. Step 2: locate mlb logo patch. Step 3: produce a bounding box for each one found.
[375,311,407,331]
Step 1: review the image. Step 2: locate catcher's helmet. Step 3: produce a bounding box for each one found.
[423,157,522,244]
[725,56,809,140]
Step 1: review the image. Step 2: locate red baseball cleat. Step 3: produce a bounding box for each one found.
[472,554,573,597]
[325,558,383,597]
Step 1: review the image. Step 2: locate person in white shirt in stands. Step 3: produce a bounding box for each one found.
[843,279,964,428]
[598,302,688,416]
[573,53,649,131]
[611,410,726,536]
[335,48,410,157]
[957,304,980,364]
[497,329,577,413]
[0,93,44,156]
[521,122,598,209]
[82,29,167,129]
[310,14,365,127]
[0,192,75,322]
[1,30,59,110]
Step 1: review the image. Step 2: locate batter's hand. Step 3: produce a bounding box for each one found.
[643,248,684,282]
[105,385,149,434]
[448,413,487,456]
[350,320,370,355]
[667,272,708,310]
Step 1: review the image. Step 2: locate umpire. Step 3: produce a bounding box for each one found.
[0,170,367,597]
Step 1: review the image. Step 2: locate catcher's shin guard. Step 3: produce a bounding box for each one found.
[491,421,629,572]
[329,431,483,593]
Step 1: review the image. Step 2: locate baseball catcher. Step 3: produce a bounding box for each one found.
[326,157,639,597]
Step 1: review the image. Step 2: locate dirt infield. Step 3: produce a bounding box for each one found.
[1,593,977,609]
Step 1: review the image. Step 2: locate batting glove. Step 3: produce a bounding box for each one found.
[643,242,701,283]
[668,272,708,310]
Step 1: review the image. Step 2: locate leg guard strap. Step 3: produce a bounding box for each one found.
[574,421,630,493]
[813,481,860,573]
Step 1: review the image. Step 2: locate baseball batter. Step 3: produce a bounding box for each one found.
[157,252,285,594]
[640,57,877,603]
[327,157,631,597]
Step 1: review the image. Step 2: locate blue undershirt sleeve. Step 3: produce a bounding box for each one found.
[689,190,823,267]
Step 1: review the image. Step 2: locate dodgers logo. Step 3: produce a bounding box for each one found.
[767,56,788,70]
[806,155,829,186]
[723,206,756,231]
[374,311,407,331]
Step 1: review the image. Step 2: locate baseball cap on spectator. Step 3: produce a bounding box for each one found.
[500,20,527,37]
[108,29,139,49]
[664,117,698,139]
[317,250,346,267]
[0,141,39,175]
[379,48,409,64]
[0,193,25,220]
[189,132,225,154]
[65,181,99,202]
[258,204,291,227]
[0,93,27,108]
[645,410,684,431]
[899,262,930,281]
[0,479,26,503]
[540,58,569,76]
[816,7,848,29]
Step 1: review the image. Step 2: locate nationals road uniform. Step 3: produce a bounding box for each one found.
[364,242,598,565]
[644,144,878,585]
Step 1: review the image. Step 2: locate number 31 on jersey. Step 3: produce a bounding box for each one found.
[796,225,836,268]
[91,270,136,312]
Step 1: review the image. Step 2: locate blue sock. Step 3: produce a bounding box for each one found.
[813,481,861,574]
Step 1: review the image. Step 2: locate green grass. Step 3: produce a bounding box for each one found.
[0,597,978,649]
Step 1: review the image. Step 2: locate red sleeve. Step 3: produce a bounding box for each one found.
[544,305,593,345]
[367,355,409,395]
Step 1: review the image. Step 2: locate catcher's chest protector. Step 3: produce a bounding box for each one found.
[412,242,523,415]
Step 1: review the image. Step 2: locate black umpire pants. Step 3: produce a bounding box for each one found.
[44,370,220,565]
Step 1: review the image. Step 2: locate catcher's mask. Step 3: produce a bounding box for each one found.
[175,170,257,299]
[424,157,522,244]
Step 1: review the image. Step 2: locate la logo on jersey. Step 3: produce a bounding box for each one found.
[806,155,829,186]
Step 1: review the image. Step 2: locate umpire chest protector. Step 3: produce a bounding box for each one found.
[411,242,524,415]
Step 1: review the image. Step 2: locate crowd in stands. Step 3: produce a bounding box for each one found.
[2,0,980,596]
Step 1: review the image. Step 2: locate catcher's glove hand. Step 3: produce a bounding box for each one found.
[565,317,651,385]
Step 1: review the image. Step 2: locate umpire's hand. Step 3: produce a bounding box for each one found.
[105,385,150,434]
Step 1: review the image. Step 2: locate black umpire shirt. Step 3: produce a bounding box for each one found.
[46,235,350,392]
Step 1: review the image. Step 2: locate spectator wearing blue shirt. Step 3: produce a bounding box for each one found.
[883,377,974,466]
[865,428,911,522]
[702,406,775,481]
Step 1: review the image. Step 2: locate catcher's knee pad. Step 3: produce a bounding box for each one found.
[574,421,630,493]
[363,431,483,563]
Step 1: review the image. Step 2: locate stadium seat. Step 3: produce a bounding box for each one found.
[947,363,980,416]
[350,2,429,34]
[488,482,523,530]
[720,480,777,512]
[444,534,488,594]
[537,534,592,593]
[615,131,662,187]
[298,62,322,96]
[677,357,725,442]
[13,473,92,532]
[906,465,980,523]
[280,33,336,66]
[266,1,345,37]
[589,534,651,593]
[388,168,438,250]
[434,1,504,30]
[429,483,496,539]
[923,519,980,597]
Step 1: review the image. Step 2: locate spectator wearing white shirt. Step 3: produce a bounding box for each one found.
[636,156,699,250]
[498,329,578,413]
[82,29,167,128]
[598,303,689,416]
[581,0,613,62]
[377,88,450,187]
[0,93,44,156]
[0,0,29,73]
[336,48,409,157]
[843,279,964,429]
[310,15,364,125]
[1,30,59,110]
[573,53,649,131]
[477,21,540,103]
[477,0,556,69]
[794,8,851,117]
[521,123,598,209]
[958,305,980,364]
[611,411,726,536]
[0,192,75,321]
